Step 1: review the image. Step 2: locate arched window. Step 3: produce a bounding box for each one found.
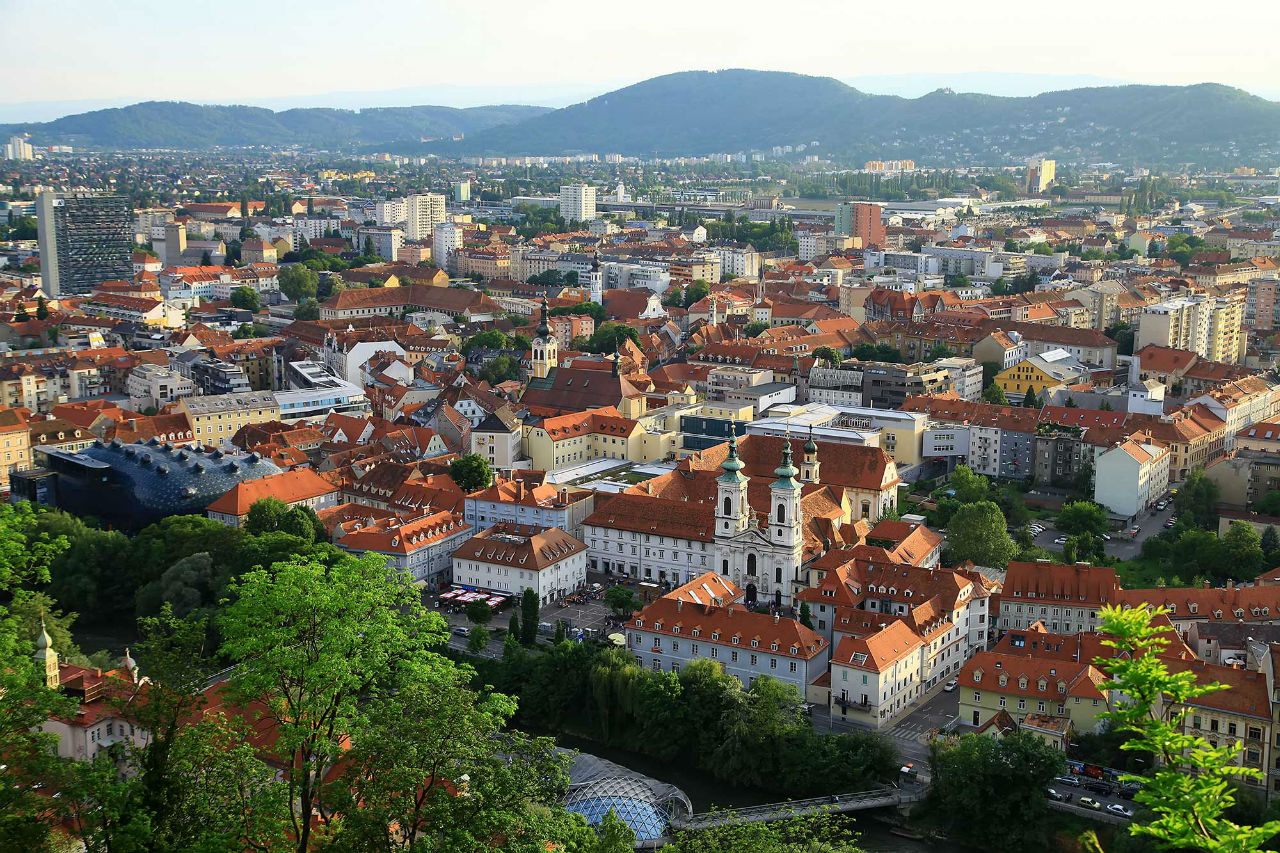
[722,559,729,574]
[747,554,757,576]
[775,566,782,584]
[723,496,732,516]
[776,503,786,524]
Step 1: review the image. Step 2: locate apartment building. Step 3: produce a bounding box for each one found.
[996,562,1122,634]
[627,571,830,695]
[559,184,597,223]
[177,391,280,446]
[205,468,339,527]
[0,407,31,491]
[583,493,714,586]
[334,510,471,588]
[465,475,595,540]
[451,522,588,606]
[404,193,446,241]
[125,364,197,412]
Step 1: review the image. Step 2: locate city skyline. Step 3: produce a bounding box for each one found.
[3,0,1279,122]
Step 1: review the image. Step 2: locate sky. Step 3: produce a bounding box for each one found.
[3,0,1279,120]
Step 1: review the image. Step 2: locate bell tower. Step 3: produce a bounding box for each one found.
[715,423,751,539]
[531,297,558,380]
[586,251,603,304]
[34,610,59,690]
[769,435,803,551]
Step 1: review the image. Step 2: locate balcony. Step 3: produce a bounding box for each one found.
[834,695,870,711]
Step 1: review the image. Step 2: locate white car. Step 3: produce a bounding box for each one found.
[943,679,958,692]
[1054,536,1069,545]
[1106,803,1134,818]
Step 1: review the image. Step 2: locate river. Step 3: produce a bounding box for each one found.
[555,734,964,853]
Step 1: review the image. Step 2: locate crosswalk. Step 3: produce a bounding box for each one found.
[886,720,934,744]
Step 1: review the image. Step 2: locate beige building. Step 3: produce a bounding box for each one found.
[958,650,1109,733]
[524,406,673,470]
[177,391,280,446]
[470,407,524,470]
[0,407,31,491]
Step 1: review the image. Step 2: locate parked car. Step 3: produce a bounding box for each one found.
[1053,775,1081,787]
[1101,533,1111,540]
[1107,803,1134,818]
[1078,796,1103,811]
[1045,787,1069,802]
[1164,519,1177,528]
[1083,781,1113,796]
[1054,536,1069,545]
[943,679,958,692]
[452,626,470,637]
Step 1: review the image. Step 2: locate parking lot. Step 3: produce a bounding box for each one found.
[1026,496,1175,560]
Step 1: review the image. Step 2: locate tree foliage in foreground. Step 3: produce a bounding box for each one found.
[1090,605,1280,853]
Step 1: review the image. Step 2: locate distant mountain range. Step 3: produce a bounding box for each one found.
[6,69,1280,164]
[0,102,550,149]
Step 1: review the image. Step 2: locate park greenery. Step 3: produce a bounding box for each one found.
[465,642,897,799]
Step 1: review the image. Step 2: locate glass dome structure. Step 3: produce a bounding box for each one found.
[562,752,691,843]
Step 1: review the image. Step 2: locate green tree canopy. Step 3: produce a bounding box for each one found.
[812,345,842,366]
[449,454,495,492]
[230,286,260,312]
[1057,501,1111,538]
[981,382,1009,405]
[946,501,1016,568]
[278,264,319,302]
[1174,468,1220,529]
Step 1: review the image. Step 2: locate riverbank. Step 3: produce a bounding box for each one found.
[554,733,963,853]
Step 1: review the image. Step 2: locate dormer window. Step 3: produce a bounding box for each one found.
[1037,678,1047,691]
[712,631,720,641]
[654,621,663,630]
[751,639,759,648]
[770,642,778,651]
[1018,677,1028,689]
[692,629,701,637]
[998,674,1008,686]
[1189,603,1198,614]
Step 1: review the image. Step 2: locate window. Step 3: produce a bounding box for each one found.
[1018,699,1026,711]
[731,651,738,662]
[750,654,758,666]
[974,691,981,701]
[776,503,786,524]
[789,661,797,673]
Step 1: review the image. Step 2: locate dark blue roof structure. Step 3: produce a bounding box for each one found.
[16,439,282,530]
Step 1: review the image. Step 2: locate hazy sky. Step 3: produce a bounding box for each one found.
[4,0,1279,112]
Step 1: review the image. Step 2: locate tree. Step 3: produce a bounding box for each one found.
[982,382,1009,405]
[925,731,1065,852]
[662,286,684,308]
[278,264,319,302]
[230,286,261,312]
[278,506,317,544]
[1175,468,1220,530]
[798,602,814,629]
[508,610,520,638]
[0,502,77,850]
[683,280,710,307]
[467,626,490,653]
[465,600,493,626]
[1095,605,1280,852]
[812,345,841,366]
[1254,490,1280,517]
[1222,520,1265,578]
[926,342,954,361]
[461,329,510,355]
[34,297,47,320]
[221,553,448,853]
[946,501,1016,568]
[449,453,494,492]
[1262,526,1279,558]
[1099,399,1114,411]
[603,585,637,618]
[244,497,289,535]
[744,321,770,337]
[584,322,640,354]
[592,809,637,852]
[200,250,212,266]
[554,620,566,644]
[1057,501,1111,538]
[13,303,28,322]
[1021,385,1040,408]
[479,354,520,385]
[949,465,990,504]
[520,588,539,646]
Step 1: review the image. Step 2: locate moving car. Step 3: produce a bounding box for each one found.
[1053,775,1081,787]
[1078,796,1102,810]
[452,626,470,637]
[1083,781,1112,796]
[943,679,958,692]
[1107,803,1134,818]
[1045,788,1069,802]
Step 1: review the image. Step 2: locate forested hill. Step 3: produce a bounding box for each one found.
[0,101,550,149]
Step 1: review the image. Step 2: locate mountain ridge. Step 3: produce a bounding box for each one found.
[4,70,1279,164]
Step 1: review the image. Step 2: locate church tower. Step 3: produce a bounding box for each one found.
[769,437,803,551]
[34,612,59,690]
[715,425,752,539]
[586,251,603,305]
[531,297,558,380]
[799,425,821,483]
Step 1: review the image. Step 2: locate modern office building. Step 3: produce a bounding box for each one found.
[559,184,597,223]
[36,192,133,296]
[1026,158,1056,193]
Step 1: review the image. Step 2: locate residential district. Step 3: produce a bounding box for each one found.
[4,142,1280,847]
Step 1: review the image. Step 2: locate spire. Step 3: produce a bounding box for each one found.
[121,647,138,683]
[536,297,550,340]
[772,429,800,490]
[718,418,746,483]
[34,607,59,689]
[804,424,818,455]
[612,345,620,377]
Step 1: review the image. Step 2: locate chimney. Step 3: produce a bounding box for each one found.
[1227,580,1235,589]
[1204,580,1211,589]
[773,612,780,624]
[677,599,683,612]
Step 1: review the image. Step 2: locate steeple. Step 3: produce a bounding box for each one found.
[33,609,59,690]
[718,424,747,483]
[716,418,751,540]
[800,424,821,483]
[120,647,138,684]
[535,296,550,340]
[531,297,558,380]
[771,431,800,491]
[587,251,603,304]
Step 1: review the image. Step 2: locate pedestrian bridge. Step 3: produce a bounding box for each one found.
[636,785,923,847]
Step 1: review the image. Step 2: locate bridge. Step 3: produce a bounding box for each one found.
[634,785,923,847]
